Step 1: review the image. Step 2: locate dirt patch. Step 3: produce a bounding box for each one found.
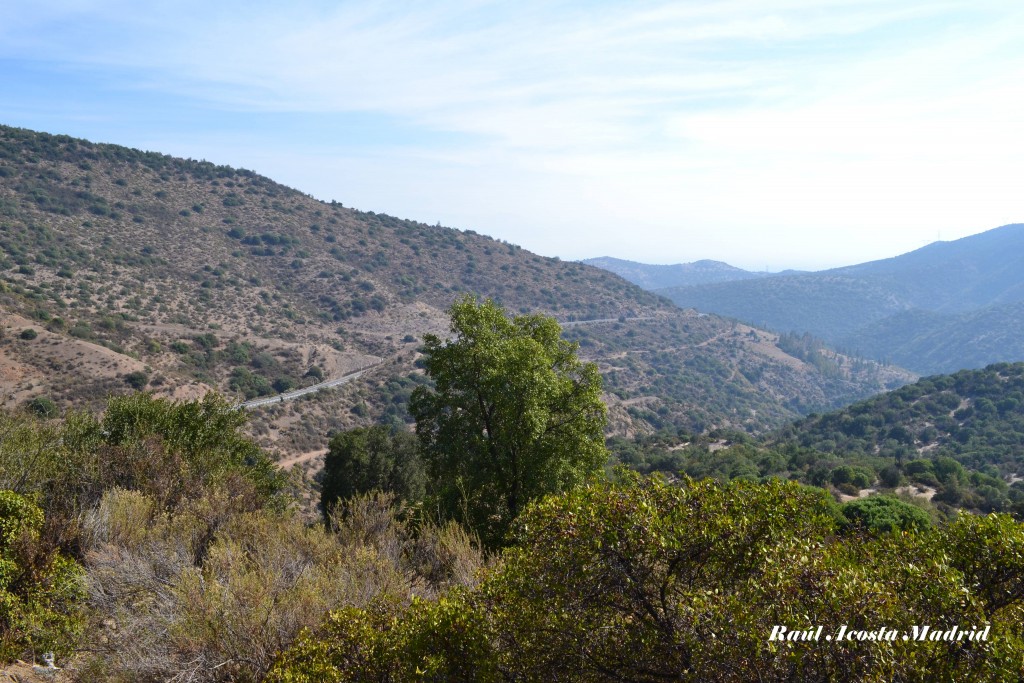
[895,484,937,501]
[277,448,327,470]
[837,487,878,503]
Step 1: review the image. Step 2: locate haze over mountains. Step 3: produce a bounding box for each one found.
[579,257,775,290]
[0,125,911,459]
[589,224,1024,376]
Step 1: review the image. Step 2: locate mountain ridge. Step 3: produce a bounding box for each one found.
[652,223,1024,374]
[580,255,771,290]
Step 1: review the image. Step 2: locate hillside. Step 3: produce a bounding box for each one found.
[774,363,1024,470]
[0,125,912,458]
[616,363,1024,517]
[657,224,1024,374]
[847,300,1024,374]
[765,362,1024,513]
[580,256,769,290]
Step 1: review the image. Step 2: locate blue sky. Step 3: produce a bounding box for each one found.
[2,1,1023,270]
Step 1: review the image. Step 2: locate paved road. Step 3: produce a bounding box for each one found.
[237,359,383,409]
[560,316,654,328]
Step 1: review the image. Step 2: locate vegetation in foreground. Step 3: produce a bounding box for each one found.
[270,474,1024,682]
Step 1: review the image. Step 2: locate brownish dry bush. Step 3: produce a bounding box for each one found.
[73,489,485,682]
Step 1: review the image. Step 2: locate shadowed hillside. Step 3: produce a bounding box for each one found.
[657,224,1024,374]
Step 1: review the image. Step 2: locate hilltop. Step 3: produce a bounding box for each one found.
[580,256,770,290]
[0,125,912,458]
[656,224,1024,374]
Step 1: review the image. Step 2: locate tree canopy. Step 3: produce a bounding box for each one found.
[409,296,607,547]
[320,425,425,514]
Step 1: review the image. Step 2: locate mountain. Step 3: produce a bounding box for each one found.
[657,224,1024,374]
[0,124,913,457]
[581,256,769,290]
[617,363,1024,516]
[766,362,1024,514]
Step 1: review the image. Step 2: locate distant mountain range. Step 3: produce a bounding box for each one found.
[579,257,775,289]
[587,225,1024,376]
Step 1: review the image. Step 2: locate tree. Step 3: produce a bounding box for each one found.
[410,297,607,547]
[320,426,426,514]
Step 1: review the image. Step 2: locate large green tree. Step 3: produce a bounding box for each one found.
[410,297,607,546]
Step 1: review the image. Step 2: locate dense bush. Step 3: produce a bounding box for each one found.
[270,475,1024,681]
[0,490,84,663]
[839,495,932,533]
[320,425,425,513]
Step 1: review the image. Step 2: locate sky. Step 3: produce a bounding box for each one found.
[2,1,1023,271]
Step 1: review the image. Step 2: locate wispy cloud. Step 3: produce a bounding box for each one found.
[2,1,1023,268]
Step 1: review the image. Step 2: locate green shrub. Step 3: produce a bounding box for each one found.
[321,426,426,512]
[123,371,149,389]
[840,495,931,533]
[273,475,1024,681]
[27,396,58,418]
[0,490,84,663]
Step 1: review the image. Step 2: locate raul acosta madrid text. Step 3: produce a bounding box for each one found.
[769,624,990,643]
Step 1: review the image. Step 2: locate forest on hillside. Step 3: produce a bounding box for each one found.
[610,363,1024,519]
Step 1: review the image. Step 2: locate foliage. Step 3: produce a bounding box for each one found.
[320,425,425,513]
[79,488,485,682]
[79,391,284,503]
[0,490,84,663]
[265,594,497,683]
[271,475,1024,681]
[839,495,931,533]
[0,393,285,559]
[26,396,57,418]
[410,297,607,547]
[123,370,149,389]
